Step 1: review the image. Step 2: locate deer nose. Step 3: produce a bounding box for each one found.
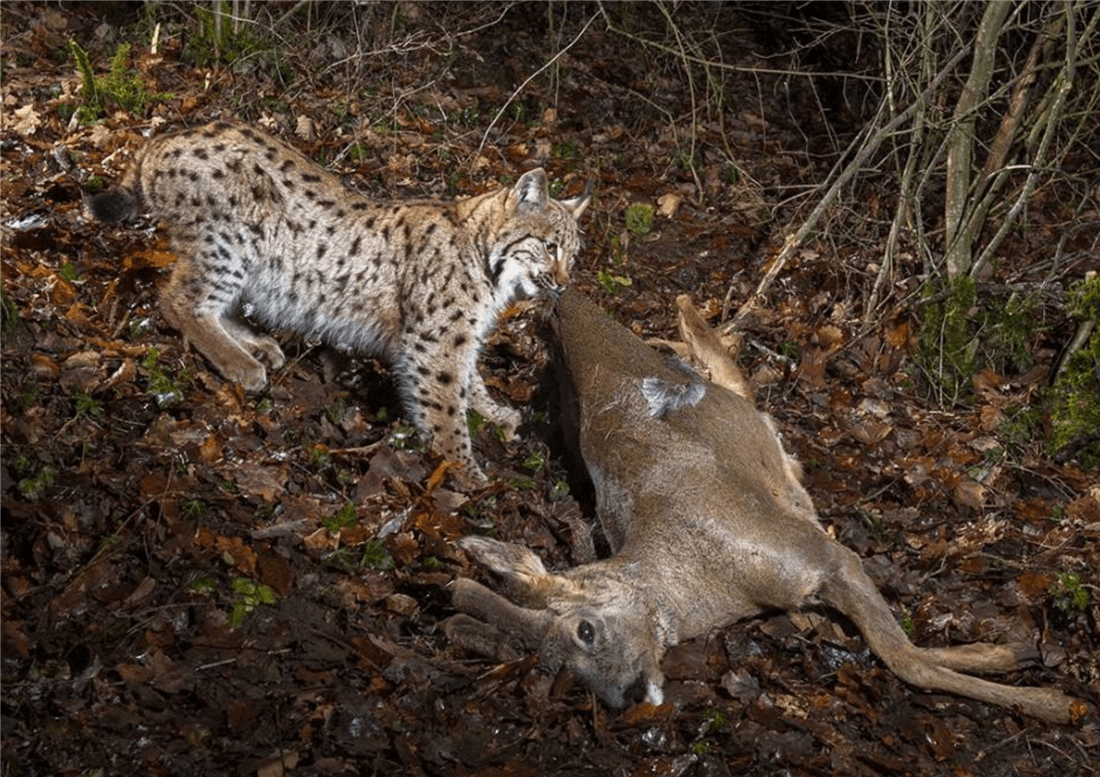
[623,673,648,705]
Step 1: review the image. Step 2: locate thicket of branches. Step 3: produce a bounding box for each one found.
[596,0,1099,455]
[68,1,1100,460]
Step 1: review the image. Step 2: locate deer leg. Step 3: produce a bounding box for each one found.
[821,547,1076,723]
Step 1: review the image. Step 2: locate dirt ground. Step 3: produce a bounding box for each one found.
[1,3,1097,776]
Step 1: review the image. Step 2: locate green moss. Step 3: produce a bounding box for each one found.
[918,276,977,401]
[918,277,1043,405]
[1049,277,1100,467]
[625,203,654,236]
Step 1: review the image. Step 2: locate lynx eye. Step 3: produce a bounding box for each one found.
[577,620,596,646]
[543,240,558,257]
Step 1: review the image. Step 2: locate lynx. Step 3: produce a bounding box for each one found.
[91,121,590,488]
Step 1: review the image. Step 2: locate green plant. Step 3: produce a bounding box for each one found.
[997,405,1043,448]
[918,276,977,402]
[70,41,170,120]
[466,409,486,436]
[554,138,580,160]
[190,575,218,597]
[900,605,915,637]
[523,449,548,473]
[597,268,632,295]
[20,381,39,407]
[58,262,81,283]
[309,446,331,469]
[185,3,270,70]
[1049,572,1090,612]
[702,706,727,731]
[386,423,416,449]
[779,341,800,361]
[323,502,358,534]
[228,576,277,627]
[18,464,56,499]
[918,278,1043,405]
[182,498,206,520]
[625,203,654,236]
[361,540,395,571]
[11,455,32,476]
[73,391,102,419]
[327,396,347,425]
[143,347,188,407]
[1,289,20,335]
[548,479,570,501]
[690,741,711,756]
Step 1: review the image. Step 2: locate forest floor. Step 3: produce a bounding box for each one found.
[1,3,1098,776]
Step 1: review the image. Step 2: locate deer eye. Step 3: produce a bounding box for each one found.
[577,620,596,645]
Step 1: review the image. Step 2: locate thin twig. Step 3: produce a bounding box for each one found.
[474,11,599,161]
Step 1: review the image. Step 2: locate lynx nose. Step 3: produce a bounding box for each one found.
[623,673,648,705]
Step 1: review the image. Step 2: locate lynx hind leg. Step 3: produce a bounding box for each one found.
[467,370,521,440]
[161,253,269,393]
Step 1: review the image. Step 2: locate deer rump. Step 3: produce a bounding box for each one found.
[446,288,1078,723]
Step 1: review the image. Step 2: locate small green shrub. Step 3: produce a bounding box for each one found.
[143,347,189,407]
[70,41,170,120]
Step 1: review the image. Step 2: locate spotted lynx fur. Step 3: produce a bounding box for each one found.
[91,121,590,488]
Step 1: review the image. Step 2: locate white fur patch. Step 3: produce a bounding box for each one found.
[640,377,705,418]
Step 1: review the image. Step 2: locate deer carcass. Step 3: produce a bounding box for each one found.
[446,288,1078,723]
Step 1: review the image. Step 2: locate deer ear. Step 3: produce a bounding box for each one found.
[459,536,570,606]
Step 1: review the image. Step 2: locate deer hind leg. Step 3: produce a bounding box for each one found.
[162,245,270,392]
[673,293,753,402]
[821,546,1077,723]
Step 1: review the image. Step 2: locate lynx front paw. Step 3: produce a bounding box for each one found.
[221,357,269,393]
[450,462,489,492]
[231,327,285,369]
[250,336,285,370]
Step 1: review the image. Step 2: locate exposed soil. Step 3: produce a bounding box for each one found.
[2,3,1098,776]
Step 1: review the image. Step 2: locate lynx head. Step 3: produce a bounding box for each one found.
[486,168,590,300]
[449,535,667,709]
